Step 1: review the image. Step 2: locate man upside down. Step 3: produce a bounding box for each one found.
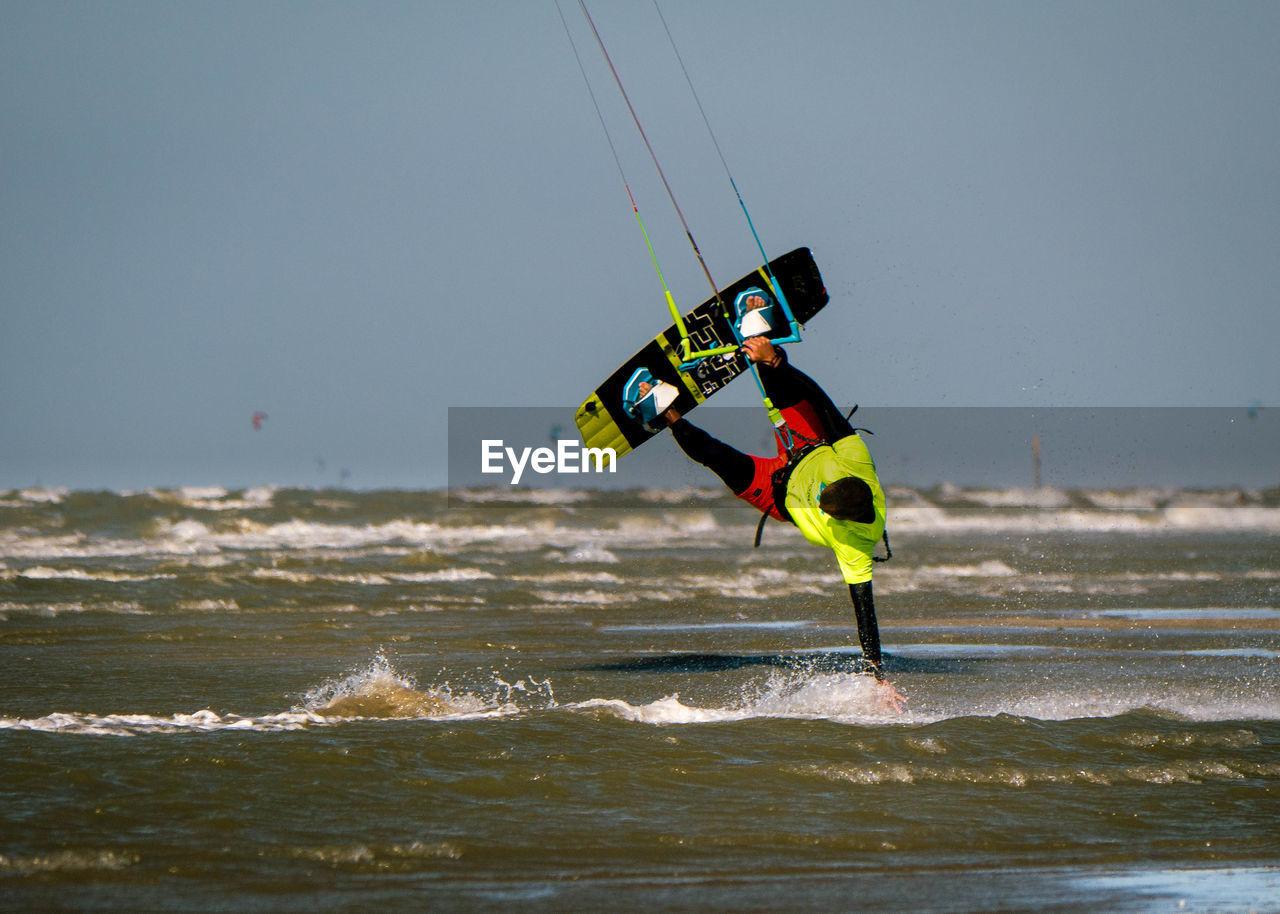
[645,334,904,711]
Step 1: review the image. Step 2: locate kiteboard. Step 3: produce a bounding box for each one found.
[575,247,828,458]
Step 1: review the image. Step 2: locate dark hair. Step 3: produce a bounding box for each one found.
[819,476,875,523]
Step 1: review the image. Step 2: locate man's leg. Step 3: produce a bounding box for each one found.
[669,419,756,495]
[670,418,789,519]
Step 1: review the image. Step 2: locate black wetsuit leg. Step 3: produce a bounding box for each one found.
[848,581,884,680]
[669,419,755,495]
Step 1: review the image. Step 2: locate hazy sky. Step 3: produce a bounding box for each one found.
[3,0,1277,490]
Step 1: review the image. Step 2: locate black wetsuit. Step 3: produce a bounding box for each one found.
[668,349,887,680]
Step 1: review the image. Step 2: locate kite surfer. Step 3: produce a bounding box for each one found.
[562,0,902,709]
[643,334,904,710]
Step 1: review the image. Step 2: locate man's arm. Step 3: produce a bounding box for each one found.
[743,339,854,441]
[849,581,906,711]
[848,580,884,680]
[742,337,787,372]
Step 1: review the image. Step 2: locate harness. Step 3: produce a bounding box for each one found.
[768,440,826,525]
[753,408,893,563]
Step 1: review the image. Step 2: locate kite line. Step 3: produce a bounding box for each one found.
[559,0,809,431]
[557,0,737,365]
[573,0,729,325]
[650,0,801,350]
[553,0,682,346]
[647,0,811,439]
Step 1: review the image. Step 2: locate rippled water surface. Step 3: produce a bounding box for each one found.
[2,485,1278,911]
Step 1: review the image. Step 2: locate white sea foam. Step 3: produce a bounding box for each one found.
[552,544,620,564]
[888,509,1160,535]
[571,653,1280,728]
[674,568,829,601]
[513,570,624,585]
[533,588,632,605]
[961,487,1073,509]
[0,849,140,874]
[1162,504,1280,531]
[297,653,536,720]
[613,511,720,539]
[18,487,68,504]
[176,599,240,612]
[143,517,517,553]
[1081,488,1173,511]
[885,492,1280,535]
[9,667,1275,736]
[190,517,699,554]
[0,600,148,616]
[991,689,1280,724]
[0,709,329,737]
[139,485,279,511]
[0,659,527,736]
[287,841,463,865]
[451,487,594,505]
[575,696,739,724]
[10,489,1271,568]
[175,485,230,501]
[573,669,901,725]
[389,568,498,583]
[251,568,394,585]
[224,565,491,586]
[0,533,146,561]
[879,501,952,528]
[912,560,1020,579]
[676,510,720,533]
[13,566,176,583]
[637,487,725,504]
[0,513,716,563]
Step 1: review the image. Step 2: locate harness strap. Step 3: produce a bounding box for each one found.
[753,511,769,548]
[769,441,827,524]
[873,529,893,563]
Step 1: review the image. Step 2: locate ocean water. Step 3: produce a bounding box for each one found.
[1,484,1278,912]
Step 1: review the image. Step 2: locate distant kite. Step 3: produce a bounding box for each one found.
[252,411,268,431]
